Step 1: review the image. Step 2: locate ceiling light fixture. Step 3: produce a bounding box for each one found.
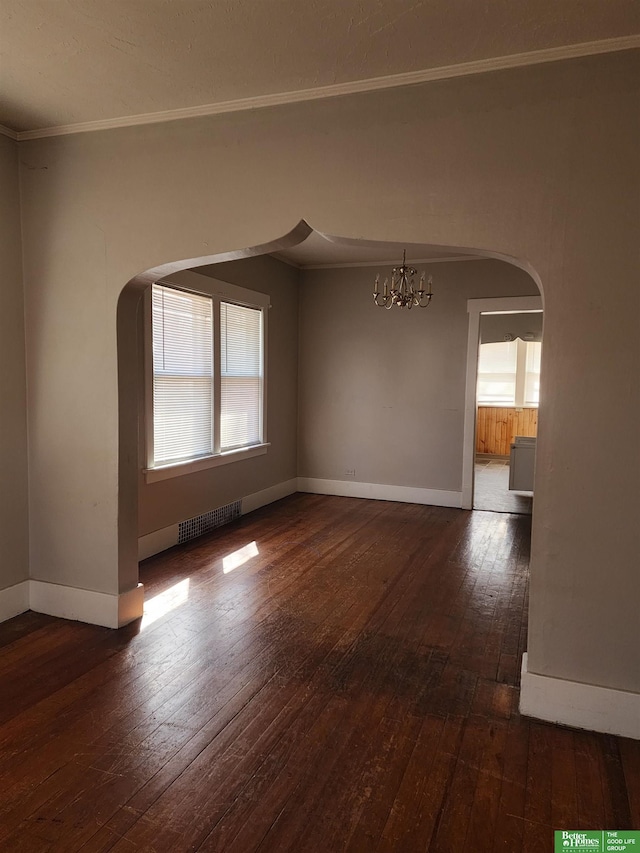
[373,250,433,310]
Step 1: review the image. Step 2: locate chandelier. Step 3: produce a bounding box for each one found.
[373,250,433,310]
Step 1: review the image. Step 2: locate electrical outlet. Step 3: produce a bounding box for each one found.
[345,468,356,478]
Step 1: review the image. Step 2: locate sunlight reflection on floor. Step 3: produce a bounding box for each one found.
[141,578,190,629]
[223,541,259,574]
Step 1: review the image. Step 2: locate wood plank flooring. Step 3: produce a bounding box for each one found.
[0,494,638,851]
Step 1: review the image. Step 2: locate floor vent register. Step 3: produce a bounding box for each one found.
[177,501,242,544]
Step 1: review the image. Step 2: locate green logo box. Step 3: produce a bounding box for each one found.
[555,831,640,852]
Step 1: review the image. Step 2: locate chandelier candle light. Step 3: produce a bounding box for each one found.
[373,250,433,310]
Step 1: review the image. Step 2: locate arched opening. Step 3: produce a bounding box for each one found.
[117,223,543,613]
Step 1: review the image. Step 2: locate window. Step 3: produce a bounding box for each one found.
[220,302,263,451]
[477,339,541,407]
[476,340,518,405]
[147,279,267,480]
[152,285,214,465]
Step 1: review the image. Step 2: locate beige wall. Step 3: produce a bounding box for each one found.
[17,50,640,694]
[0,136,29,591]
[298,260,537,490]
[138,255,299,535]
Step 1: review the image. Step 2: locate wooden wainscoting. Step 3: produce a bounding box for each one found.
[476,406,538,456]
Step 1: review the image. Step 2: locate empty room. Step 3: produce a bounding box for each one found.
[0,3,639,851]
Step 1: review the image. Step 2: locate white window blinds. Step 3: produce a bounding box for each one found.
[220,302,263,451]
[477,341,518,405]
[152,285,213,465]
[477,339,542,407]
[524,341,542,405]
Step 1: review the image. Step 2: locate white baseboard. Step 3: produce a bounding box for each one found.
[29,581,144,629]
[241,478,298,515]
[297,477,462,508]
[520,653,640,740]
[139,524,180,561]
[117,584,146,627]
[0,580,30,622]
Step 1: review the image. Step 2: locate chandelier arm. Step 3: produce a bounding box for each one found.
[374,292,393,308]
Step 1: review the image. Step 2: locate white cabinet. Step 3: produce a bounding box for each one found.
[509,436,536,492]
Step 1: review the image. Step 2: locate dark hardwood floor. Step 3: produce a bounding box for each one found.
[0,494,638,851]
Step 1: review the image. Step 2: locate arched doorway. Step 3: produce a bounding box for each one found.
[117,224,543,610]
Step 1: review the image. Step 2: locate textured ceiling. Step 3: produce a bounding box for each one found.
[1,0,638,133]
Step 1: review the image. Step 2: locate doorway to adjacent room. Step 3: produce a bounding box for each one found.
[473,310,542,513]
[462,296,543,514]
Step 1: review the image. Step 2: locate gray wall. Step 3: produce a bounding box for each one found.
[138,255,299,535]
[298,260,537,491]
[0,136,29,591]
[17,50,640,695]
[480,311,543,344]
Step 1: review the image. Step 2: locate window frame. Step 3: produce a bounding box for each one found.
[143,271,270,484]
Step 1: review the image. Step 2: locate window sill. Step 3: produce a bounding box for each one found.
[477,404,539,409]
[144,443,270,484]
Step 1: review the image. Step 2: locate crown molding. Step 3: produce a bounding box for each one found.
[12,35,640,142]
[0,124,18,141]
